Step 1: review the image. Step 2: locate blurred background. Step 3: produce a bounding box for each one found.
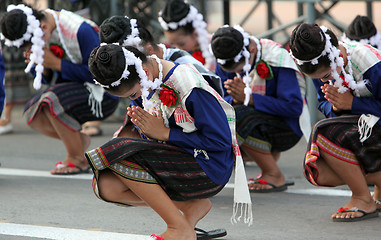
[2,0,380,46]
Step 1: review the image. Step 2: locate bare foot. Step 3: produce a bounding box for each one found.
[161,222,196,240]
[248,172,285,191]
[178,199,212,228]
[50,155,89,175]
[331,196,377,219]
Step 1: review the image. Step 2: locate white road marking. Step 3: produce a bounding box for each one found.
[0,222,149,240]
[0,168,364,197]
[0,168,93,180]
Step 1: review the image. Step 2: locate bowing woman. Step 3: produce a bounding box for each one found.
[0,4,119,174]
[86,44,252,239]
[289,23,381,222]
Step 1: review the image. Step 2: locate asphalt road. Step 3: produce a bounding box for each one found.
[1,106,380,240]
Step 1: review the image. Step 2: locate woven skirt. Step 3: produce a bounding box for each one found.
[24,82,119,131]
[304,116,381,186]
[85,137,224,203]
[235,105,301,153]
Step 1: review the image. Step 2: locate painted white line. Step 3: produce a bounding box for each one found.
[0,168,93,180]
[0,168,368,197]
[0,222,150,240]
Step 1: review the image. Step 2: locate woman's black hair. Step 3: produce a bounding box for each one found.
[346,15,377,41]
[0,5,45,48]
[99,16,159,51]
[289,23,338,74]
[211,26,246,70]
[88,44,147,95]
[160,0,194,35]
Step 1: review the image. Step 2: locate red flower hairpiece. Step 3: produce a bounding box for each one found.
[49,43,65,59]
[256,60,273,80]
[158,84,180,108]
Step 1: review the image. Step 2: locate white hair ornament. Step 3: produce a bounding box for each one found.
[158,4,215,68]
[290,25,364,96]
[341,31,381,50]
[1,4,45,89]
[216,25,261,106]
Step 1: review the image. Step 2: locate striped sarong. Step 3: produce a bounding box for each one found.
[24,82,119,131]
[304,116,381,186]
[235,105,300,153]
[85,137,223,202]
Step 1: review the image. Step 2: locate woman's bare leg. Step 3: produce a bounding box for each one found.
[98,170,212,229]
[112,173,196,240]
[29,107,90,173]
[317,150,376,219]
[242,144,284,190]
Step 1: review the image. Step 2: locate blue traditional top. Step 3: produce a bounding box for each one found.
[216,63,304,137]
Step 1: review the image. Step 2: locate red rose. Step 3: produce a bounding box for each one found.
[256,62,270,79]
[50,44,65,59]
[192,50,206,65]
[159,86,178,107]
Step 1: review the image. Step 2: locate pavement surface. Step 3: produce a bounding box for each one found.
[0,105,380,240]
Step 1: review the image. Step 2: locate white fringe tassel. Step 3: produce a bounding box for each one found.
[231,202,253,226]
[358,114,380,143]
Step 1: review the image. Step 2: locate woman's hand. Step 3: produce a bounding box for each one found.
[321,84,353,111]
[24,47,61,71]
[127,106,170,141]
[224,76,253,105]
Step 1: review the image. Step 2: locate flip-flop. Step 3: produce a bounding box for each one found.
[250,175,295,186]
[332,207,379,222]
[195,227,227,240]
[249,179,287,193]
[149,234,164,240]
[52,161,90,175]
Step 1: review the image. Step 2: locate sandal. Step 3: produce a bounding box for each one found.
[150,234,164,240]
[51,161,90,175]
[332,207,379,222]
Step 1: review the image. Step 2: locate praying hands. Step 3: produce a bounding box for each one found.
[127,106,170,141]
[224,76,253,105]
[321,84,354,111]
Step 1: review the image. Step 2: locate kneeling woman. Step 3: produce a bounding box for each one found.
[289,23,381,222]
[86,44,244,239]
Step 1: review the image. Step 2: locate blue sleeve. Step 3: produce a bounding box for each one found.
[60,23,100,83]
[0,54,5,115]
[215,63,235,104]
[167,88,232,152]
[253,67,303,117]
[312,78,338,118]
[351,62,381,117]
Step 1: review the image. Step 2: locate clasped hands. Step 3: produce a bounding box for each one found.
[321,84,353,111]
[224,76,253,105]
[127,106,170,141]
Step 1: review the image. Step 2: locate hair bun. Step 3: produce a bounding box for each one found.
[88,44,125,85]
[97,51,111,63]
[99,16,129,44]
[0,9,28,41]
[211,27,243,59]
[160,0,190,23]
[346,15,377,41]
